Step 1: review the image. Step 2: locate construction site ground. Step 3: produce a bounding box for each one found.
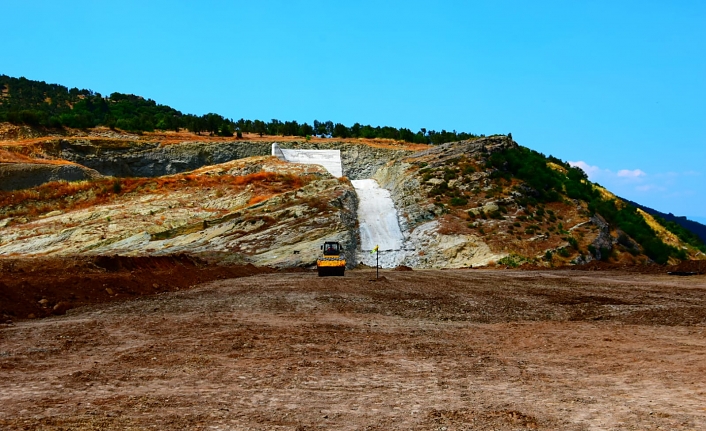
[1,259,705,430]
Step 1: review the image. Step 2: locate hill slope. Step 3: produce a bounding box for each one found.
[1,129,704,268]
[372,136,704,267]
[0,76,704,267]
[0,74,478,144]
[0,155,359,268]
[623,198,706,244]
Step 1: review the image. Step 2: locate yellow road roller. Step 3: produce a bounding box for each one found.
[317,241,346,276]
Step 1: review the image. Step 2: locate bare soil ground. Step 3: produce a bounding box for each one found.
[1,264,705,430]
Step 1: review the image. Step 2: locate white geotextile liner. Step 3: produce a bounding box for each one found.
[279,149,343,178]
[352,179,405,267]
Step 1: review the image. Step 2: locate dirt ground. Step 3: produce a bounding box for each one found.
[0,255,275,320]
[1,264,705,430]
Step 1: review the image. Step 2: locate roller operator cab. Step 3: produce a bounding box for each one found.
[317,241,346,276]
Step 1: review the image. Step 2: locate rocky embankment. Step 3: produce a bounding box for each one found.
[0,162,101,191]
[14,139,413,180]
[2,130,702,269]
[0,157,359,268]
[370,136,516,268]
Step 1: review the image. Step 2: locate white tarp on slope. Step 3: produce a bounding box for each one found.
[273,143,343,177]
[351,179,405,268]
[273,144,404,267]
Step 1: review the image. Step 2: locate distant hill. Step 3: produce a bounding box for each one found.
[0,74,480,145]
[623,199,706,244]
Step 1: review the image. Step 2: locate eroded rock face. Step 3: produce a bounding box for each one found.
[0,158,359,268]
[0,163,101,191]
[56,140,273,178]
[374,162,439,233]
[397,220,504,268]
[571,214,616,264]
[370,136,518,268]
[50,139,413,180]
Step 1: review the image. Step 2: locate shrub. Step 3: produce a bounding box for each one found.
[489,210,504,220]
[428,182,449,197]
[567,236,579,249]
[443,168,456,182]
[617,233,634,249]
[498,254,530,268]
[599,247,611,261]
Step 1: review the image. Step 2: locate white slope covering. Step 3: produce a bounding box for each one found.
[273,143,343,178]
[351,179,405,268]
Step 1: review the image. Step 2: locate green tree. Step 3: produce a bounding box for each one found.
[333,123,350,138]
[253,120,267,137]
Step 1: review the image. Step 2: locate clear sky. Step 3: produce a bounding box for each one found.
[3,1,705,222]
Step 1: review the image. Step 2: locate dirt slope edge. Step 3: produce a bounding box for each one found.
[0,255,276,321]
[0,163,101,191]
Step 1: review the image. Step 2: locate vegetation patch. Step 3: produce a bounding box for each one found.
[0,74,485,144]
[497,254,533,268]
[486,147,689,264]
[0,172,315,223]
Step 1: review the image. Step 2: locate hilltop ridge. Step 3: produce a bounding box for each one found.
[0,74,480,145]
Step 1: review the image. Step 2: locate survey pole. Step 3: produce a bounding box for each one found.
[371,244,379,279]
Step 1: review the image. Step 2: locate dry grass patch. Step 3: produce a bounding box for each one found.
[0,171,317,222]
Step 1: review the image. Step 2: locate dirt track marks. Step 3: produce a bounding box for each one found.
[1,269,705,430]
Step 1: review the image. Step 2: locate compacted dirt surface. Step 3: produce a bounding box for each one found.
[1,264,705,430]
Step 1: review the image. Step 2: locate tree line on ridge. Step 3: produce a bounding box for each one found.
[0,75,482,144]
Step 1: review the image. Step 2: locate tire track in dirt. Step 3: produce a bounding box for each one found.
[0,269,705,430]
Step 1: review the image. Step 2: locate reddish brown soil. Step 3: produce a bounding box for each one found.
[0,255,273,321]
[1,266,705,430]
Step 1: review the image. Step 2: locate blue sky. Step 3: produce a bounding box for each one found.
[3,1,705,222]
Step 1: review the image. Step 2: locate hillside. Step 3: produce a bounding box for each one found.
[623,198,706,244]
[0,154,359,268]
[373,137,705,266]
[1,121,704,268]
[1,76,704,267]
[0,74,479,145]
